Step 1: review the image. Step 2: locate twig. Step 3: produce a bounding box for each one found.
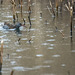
[47,6,52,15]
[65,4,70,11]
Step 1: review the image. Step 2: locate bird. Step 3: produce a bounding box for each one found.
[3,22,15,29]
[15,22,22,34]
[3,22,24,34]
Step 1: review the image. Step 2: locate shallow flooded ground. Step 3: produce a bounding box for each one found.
[0,0,75,75]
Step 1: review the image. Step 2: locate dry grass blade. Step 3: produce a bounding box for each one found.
[49,0,55,16]
[0,40,4,67]
[59,0,62,2]
[47,6,52,15]
[56,0,58,8]
[72,0,73,3]
[49,0,52,8]
[21,0,22,6]
[11,0,16,6]
[28,0,30,3]
[16,12,18,20]
[59,31,64,37]
[11,70,14,75]
[0,52,3,64]
[28,0,31,6]
[68,2,71,10]
[65,4,70,11]
[1,40,3,53]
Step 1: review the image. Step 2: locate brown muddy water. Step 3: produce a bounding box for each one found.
[0,0,75,75]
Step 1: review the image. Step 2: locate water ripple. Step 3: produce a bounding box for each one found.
[43,60,54,64]
[61,64,66,67]
[52,54,61,57]
[16,49,24,52]
[48,47,54,49]
[41,43,49,46]
[12,65,51,71]
[36,54,44,57]
[10,61,16,65]
[71,50,75,52]
[47,39,55,42]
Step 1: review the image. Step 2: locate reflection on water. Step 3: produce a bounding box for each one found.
[61,64,66,67]
[0,0,75,75]
[52,54,61,57]
[71,50,75,52]
[36,54,43,57]
[12,65,51,72]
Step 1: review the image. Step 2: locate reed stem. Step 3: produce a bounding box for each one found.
[11,70,14,75]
